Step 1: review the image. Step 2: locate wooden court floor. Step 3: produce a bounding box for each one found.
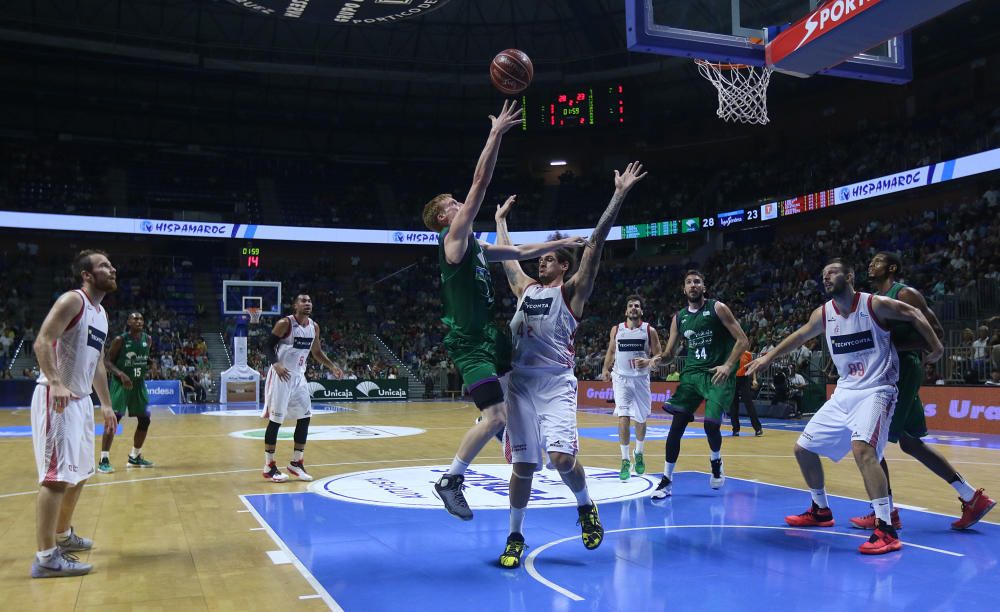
[1,400,997,610]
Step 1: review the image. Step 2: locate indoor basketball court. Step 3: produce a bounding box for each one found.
[0,0,998,610]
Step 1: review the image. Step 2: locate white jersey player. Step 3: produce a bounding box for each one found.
[747,258,943,556]
[493,161,647,569]
[260,294,343,483]
[30,250,118,578]
[601,295,661,481]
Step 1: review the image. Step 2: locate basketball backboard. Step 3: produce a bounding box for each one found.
[222,280,282,317]
[626,0,911,83]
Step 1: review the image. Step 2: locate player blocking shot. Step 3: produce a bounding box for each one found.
[100,312,154,472]
[260,294,343,483]
[746,259,944,555]
[637,270,750,499]
[494,162,646,569]
[30,250,118,578]
[422,99,588,521]
[602,295,662,481]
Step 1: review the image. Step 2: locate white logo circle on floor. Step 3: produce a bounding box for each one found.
[229,425,424,441]
[309,464,656,509]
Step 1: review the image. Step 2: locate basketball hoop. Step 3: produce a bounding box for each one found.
[245,307,262,325]
[695,59,774,125]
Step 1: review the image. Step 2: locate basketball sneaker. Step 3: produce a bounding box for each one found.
[577,503,604,550]
[263,462,289,482]
[754,430,764,437]
[286,461,313,482]
[710,458,725,489]
[634,452,645,475]
[951,488,997,530]
[56,527,93,552]
[858,520,902,555]
[785,502,835,527]
[498,532,527,569]
[98,457,114,474]
[651,476,672,499]
[434,474,473,521]
[126,454,154,468]
[849,508,901,531]
[31,551,92,578]
[619,459,631,481]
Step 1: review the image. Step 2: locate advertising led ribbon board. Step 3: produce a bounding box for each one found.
[2,148,997,245]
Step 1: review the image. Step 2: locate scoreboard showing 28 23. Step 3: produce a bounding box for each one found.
[522,83,627,130]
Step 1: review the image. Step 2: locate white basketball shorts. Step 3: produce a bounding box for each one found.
[612,373,652,423]
[797,385,897,462]
[505,368,579,467]
[31,384,95,485]
[262,369,312,424]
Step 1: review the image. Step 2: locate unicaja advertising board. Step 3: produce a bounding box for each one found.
[308,379,409,402]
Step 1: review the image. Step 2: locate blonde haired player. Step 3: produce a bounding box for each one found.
[261,294,343,482]
[601,295,661,481]
[30,250,118,578]
[746,259,943,555]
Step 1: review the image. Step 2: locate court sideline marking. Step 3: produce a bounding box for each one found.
[240,495,344,611]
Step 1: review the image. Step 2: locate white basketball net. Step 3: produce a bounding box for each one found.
[696,60,774,125]
[245,307,262,325]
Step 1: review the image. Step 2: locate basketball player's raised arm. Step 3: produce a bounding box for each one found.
[309,323,344,379]
[266,317,292,381]
[600,325,618,381]
[638,315,678,370]
[566,162,647,314]
[92,343,117,432]
[104,335,132,389]
[895,287,945,351]
[710,301,750,385]
[33,291,85,413]
[444,100,521,262]
[493,195,535,299]
[482,235,589,263]
[745,307,825,376]
[871,296,944,363]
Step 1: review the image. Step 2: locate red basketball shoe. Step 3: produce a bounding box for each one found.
[952,489,997,530]
[785,503,834,527]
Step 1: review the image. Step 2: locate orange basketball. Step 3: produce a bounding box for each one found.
[490,49,533,95]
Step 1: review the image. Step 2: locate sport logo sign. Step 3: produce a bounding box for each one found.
[310,464,656,509]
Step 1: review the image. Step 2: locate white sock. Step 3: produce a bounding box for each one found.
[56,529,72,540]
[951,476,976,502]
[573,486,593,507]
[510,507,526,535]
[872,496,892,524]
[665,462,676,480]
[101,451,109,460]
[620,444,630,460]
[36,547,57,562]
[130,447,141,458]
[888,494,894,513]
[710,450,722,461]
[636,440,645,454]
[447,456,470,476]
[292,449,304,462]
[810,488,829,509]
[265,451,275,467]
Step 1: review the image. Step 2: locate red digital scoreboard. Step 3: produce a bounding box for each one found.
[528,83,627,130]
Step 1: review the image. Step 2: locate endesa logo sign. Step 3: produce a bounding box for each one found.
[826,385,1000,435]
[716,209,745,228]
